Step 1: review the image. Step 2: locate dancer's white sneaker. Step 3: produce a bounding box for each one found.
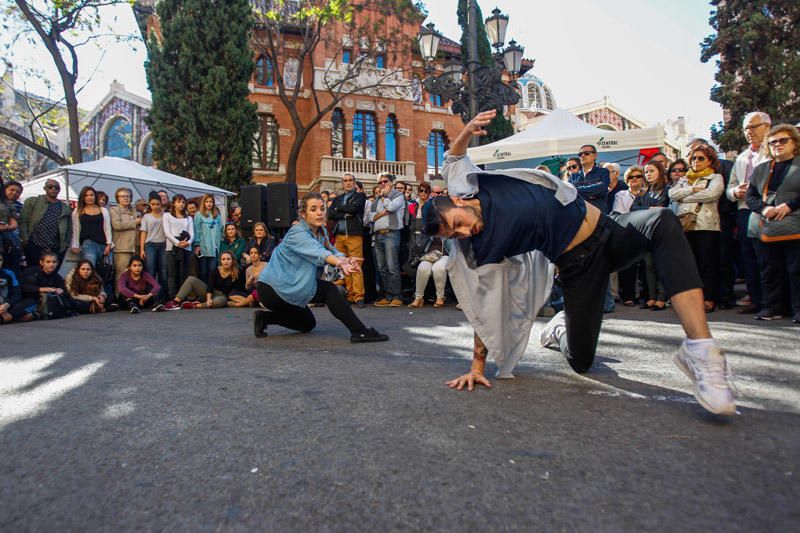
[540,311,566,350]
[674,343,736,415]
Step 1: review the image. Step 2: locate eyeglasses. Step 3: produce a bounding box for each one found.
[628,174,644,179]
[768,137,792,147]
[430,190,443,195]
[690,156,707,162]
[670,168,687,173]
[567,164,579,170]
[418,189,430,194]
[578,150,596,157]
[45,184,60,190]
[744,123,768,131]
[378,180,389,184]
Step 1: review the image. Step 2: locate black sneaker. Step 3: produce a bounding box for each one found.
[793,314,799,324]
[253,310,268,338]
[754,310,783,321]
[129,306,140,314]
[350,327,389,343]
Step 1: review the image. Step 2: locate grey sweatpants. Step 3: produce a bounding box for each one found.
[176,275,227,308]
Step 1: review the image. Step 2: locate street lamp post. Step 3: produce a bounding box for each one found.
[418,2,524,146]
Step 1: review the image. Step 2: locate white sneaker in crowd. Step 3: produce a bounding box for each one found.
[540,310,565,350]
[674,342,736,415]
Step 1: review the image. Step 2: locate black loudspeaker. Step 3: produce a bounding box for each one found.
[266,182,298,229]
[239,184,268,231]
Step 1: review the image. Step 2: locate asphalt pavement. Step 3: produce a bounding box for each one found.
[1,302,798,531]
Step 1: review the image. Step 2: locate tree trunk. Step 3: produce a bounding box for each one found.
[285,127,308,184]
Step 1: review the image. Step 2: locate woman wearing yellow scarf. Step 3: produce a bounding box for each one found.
[669,145,725,312]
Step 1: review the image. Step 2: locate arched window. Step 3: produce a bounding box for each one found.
[427,131,448,176]
[527,84,542,109]
[142,137,155,166]
[384,114,398,162]
[253,114,279,171]
[103,117,133,159]
[352,111,376,160]
[255,56,274,87]
[331,109,344,158]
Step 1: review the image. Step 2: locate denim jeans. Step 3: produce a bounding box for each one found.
[198,255,218,285]
[144,241,167,299]
[80,239,107,267]
[373,230,401,300]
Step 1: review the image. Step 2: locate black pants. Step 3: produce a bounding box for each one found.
[685,230,720,303]
[754,239,800,316]
[166,248,191,300]
[555,209,702,373]
[256,279,365,334]
[737,210,762,308]
[717,212,738,306]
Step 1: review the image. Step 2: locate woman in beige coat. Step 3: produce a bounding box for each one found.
[109,188,140,286]
[669,145,724,312]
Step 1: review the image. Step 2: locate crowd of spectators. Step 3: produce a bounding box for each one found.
[1,113,798,326]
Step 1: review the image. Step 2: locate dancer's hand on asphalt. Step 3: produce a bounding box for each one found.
[446,370,492,391]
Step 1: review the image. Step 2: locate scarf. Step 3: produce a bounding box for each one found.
[686,167,714,186]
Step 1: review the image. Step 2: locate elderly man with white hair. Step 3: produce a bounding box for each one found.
[728,111,772,314]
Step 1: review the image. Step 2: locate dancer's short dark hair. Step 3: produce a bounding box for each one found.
[422,195,456,235]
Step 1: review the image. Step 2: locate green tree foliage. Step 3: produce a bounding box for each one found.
[701,1,800,151]
[456,0,514,145]
[145,0,257,190]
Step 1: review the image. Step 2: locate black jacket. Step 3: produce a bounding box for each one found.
[328,191,367,236]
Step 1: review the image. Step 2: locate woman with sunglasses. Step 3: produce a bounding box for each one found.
[669,145,724,313]
[613,167,647,306]
[563,158,581,182]
[667,159,689,188]
[745,124,800,323]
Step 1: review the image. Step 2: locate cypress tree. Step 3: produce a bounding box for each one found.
[456,0,515,145]
[145,0,258,191]
[701,1,800,151]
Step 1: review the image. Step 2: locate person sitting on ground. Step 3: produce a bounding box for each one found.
[0,253,36,324]
[245,222,276,265]
[253,192,389,343]
[424,109,736,416]
[165,250,246,309]
[408,234,449,308]
[65,259,108,314]
[234,246,266,308]
[220,222,248,264]
[117,255,161,313]
[21,251,74,318]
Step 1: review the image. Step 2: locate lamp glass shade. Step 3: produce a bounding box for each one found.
[503,39,524,75]
[484,8,509,49]
[417,23,441,61]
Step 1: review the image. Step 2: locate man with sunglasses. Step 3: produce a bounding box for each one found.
[570,145,611,213]
[365,172,406,306]
[20,179,72,269]
[727,112,772,314]
[425,109,736,416]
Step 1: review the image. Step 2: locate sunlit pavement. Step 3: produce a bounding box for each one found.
[1,304,798,530]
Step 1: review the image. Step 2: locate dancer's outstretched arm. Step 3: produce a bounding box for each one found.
[446,332,492,391]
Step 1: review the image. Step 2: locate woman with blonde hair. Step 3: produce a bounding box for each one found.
[245,221,275,264]
[633,160,672,310]
[193,193,222,283]
[669,145,724,312]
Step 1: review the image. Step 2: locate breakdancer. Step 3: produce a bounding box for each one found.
[424,109,735,415]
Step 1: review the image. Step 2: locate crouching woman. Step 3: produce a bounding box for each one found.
[254,192,389,343]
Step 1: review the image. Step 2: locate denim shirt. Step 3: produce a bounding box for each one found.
[259,219,344,307]
[193,213,222,257]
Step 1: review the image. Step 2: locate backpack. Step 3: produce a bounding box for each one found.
[38,292,71,320]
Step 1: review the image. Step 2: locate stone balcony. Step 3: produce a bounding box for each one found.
[313,156,416,192]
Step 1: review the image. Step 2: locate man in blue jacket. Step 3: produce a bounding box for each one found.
[570,144,611,213]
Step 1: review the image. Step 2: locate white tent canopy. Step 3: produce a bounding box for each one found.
[468,108,665,166]
[21,157,232,210]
